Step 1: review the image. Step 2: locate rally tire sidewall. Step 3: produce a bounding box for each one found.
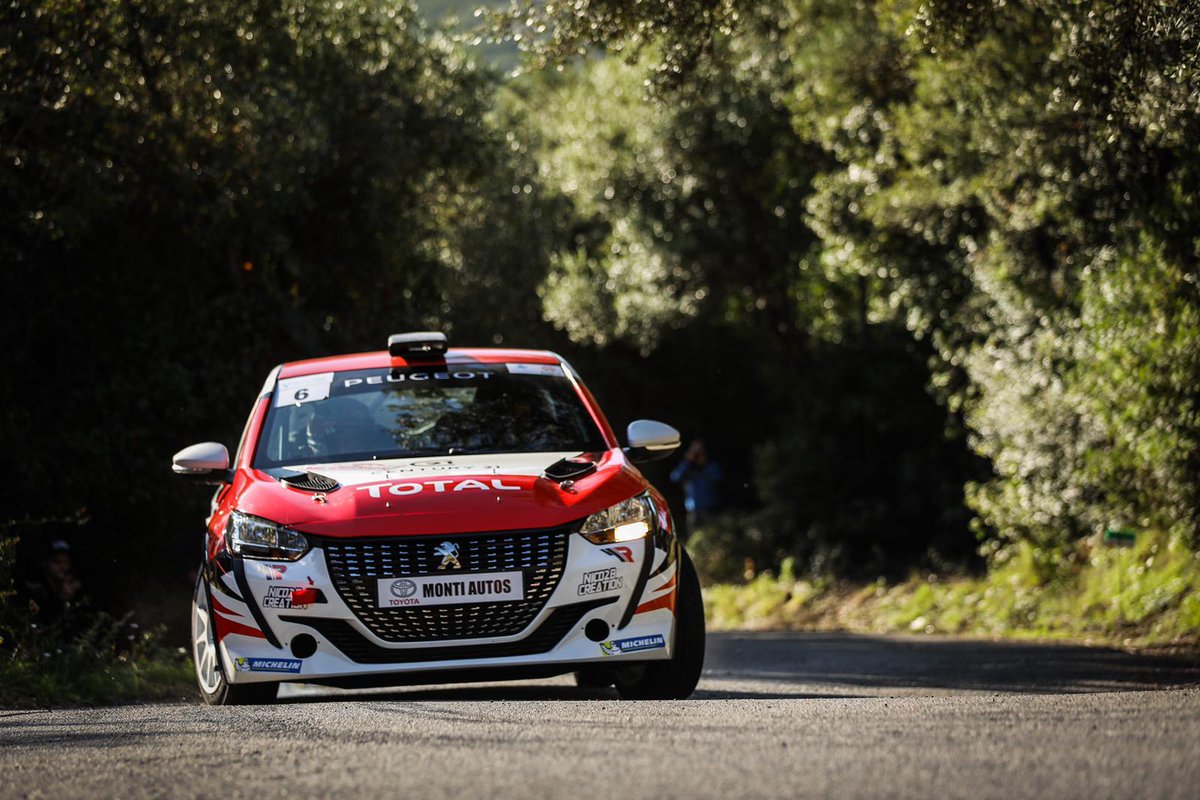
[614,548,706,700]
[192,571,231,704]
[192,570,278,706]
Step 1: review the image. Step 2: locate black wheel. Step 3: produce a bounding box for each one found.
[573,665,615,688]
[191,572,278,706]
[614,549,705,700]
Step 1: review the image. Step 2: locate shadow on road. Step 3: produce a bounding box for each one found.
[279,684,620,703]
[276,631,1199,703]
[703,631,1200,696]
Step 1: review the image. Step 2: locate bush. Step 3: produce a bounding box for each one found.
[0,608,193,707]
[702,529,1200,646]
[1,530,192,707]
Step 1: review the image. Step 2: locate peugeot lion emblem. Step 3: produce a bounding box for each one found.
[434,541,461,570]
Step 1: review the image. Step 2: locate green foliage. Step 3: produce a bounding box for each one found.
[0,534,14,618]
[797,0,1200,559]
[0,612,193,707]
[506,0,1200,571]
[3,0,1198,654]
[0,0,559,600]
[482,0,739,83]
[509,52,825,351]
[704,530,1200,645]
[687,512,785,584]
[1072,238,1200,542]
[704,558,822,631]
[516,58,703,351]
[415,0,520,71]
[512,45,982,576]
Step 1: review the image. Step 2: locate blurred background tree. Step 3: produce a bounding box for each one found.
[0,0,559,615]
[2,0,1197,627]
[488,0,1200,574]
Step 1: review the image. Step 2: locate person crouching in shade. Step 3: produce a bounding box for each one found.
[22,539,83,625]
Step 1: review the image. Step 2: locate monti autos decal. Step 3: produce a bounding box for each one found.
[600,634,666,657]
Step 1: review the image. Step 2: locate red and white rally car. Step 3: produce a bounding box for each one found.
[174,333,704,703]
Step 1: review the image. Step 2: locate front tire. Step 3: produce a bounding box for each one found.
[192,572,278,706]
[614,549,705,700]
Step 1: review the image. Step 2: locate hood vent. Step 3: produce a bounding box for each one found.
[542,456,597,484]
[280,471,341,492]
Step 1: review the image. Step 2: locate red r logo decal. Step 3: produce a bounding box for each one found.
[601,546,635,563]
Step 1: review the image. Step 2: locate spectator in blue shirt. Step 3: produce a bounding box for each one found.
[670,439,721,541]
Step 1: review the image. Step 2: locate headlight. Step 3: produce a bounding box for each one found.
[228,511,310,561]
[579,492,655,544]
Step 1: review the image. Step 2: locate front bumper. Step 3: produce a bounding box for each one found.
[207,527,680,684]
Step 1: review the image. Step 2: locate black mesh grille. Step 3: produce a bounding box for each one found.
[317,527,571,643]
[281,598,614,664]
[281,472,340,492]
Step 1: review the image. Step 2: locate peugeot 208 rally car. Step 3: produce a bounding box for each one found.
[173,332,704,704]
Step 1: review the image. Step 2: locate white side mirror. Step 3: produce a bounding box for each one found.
[172,442,231,477]
[626,420,681,463]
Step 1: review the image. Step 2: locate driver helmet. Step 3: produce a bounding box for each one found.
[305,397,380,456]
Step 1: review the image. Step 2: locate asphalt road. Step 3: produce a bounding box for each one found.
[3,632,1199,800]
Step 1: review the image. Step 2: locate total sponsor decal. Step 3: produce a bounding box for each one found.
[599,634,666,657]
[376,572,524,608]
[356,478,521,498]
[234,657,302,673]
[577,567,625,596]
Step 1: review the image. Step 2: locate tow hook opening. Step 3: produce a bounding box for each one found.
[290,634,318,659]
[585,619,610,642]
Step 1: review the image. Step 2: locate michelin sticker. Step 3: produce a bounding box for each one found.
[600,634,666,657]
[234,657,302,673]
[577,567,624,596]
[275,372,333,407]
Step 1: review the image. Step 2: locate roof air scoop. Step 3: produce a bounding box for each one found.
[388,332,448,358]
[280,471,341,493]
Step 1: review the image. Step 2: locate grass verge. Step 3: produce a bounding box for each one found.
[703,530,1200,649]
[0,615,195,708]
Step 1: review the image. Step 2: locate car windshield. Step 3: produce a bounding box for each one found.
[253,363,608,469]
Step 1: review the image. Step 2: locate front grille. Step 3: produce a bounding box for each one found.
[317,527,571,643]
[280,598,614,664]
